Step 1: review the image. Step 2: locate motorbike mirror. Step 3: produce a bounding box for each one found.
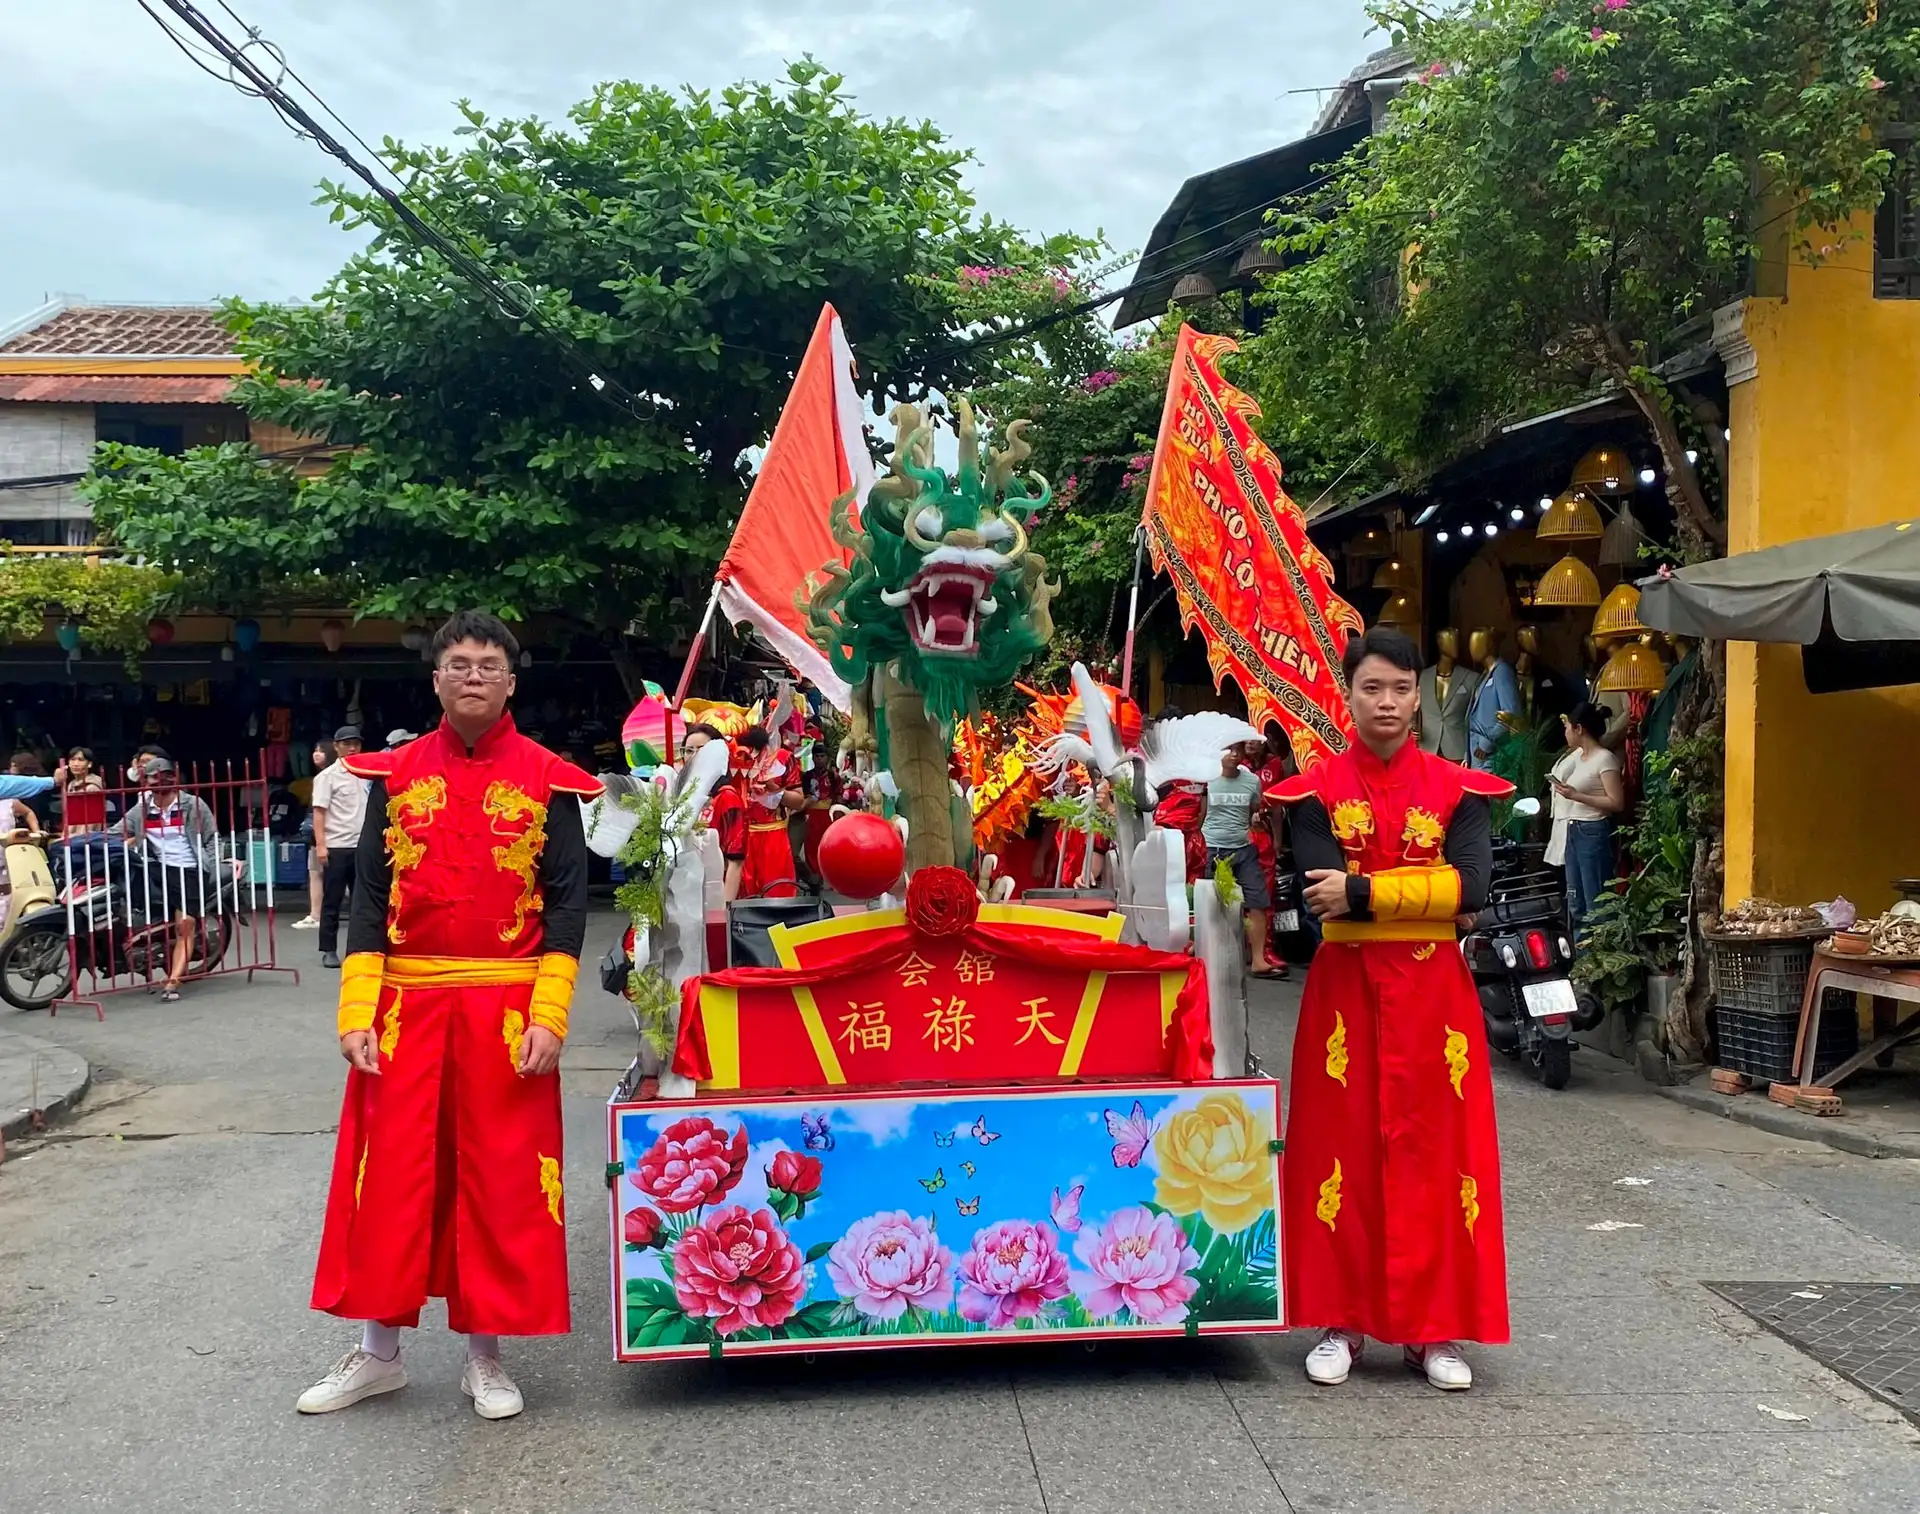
[1512,797,1542,818]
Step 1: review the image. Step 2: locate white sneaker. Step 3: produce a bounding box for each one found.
[290,916,319,930]
[295,1348,406,1413]
[460,1354,525,1420]
[1406,1342,1473,1391]
[1304,1329,1364,1385]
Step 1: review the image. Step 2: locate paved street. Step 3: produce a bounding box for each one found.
[3,913,1919,1514]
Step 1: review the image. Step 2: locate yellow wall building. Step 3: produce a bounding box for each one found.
[1714,221,1920,912]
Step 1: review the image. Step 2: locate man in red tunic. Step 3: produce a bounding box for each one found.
[298,611,602,1420]
[1268,626,1510,1391]
[735,726,800,898]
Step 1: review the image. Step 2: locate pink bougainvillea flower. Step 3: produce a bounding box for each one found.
[1070,1205,1201,1323]
[955,1219,1071,1327]
[671,1205,807,1336]
[1590,27,1608,40]
[1870,76,1888,92]
[631,1116,748,1213]
[1081,369,1121,394]
[1602,0,1630,11]
[826,1210,954,1321]
[1553,66,1570,83]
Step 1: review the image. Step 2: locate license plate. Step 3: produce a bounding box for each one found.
[1273,909,1300,933]
[1522,979,1578,1018]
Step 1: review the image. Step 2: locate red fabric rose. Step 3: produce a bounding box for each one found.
[631,1116,748,1214]
[623,1205,664,1249]
[766,1149,823,1199]
[671,1205,808,1336]
[905,866,979,937]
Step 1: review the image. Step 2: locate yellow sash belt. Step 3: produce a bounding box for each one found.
[1321,919,1459,944]
[382,956,542,987]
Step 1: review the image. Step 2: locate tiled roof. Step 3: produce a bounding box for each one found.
[0,374,239,404]
[0,304,235,357]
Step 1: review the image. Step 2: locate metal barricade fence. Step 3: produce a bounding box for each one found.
[53,754,298,1017]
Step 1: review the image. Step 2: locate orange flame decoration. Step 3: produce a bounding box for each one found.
[1142,325,1360,771]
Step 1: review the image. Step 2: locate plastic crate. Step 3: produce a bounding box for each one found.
[1714,994,1858,1084]
[273,841,310,887]
[1706,934,1818,1017]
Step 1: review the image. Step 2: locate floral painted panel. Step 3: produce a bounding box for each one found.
[608,1080,1283,1359]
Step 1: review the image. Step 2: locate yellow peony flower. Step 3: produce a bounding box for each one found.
[1153,1092,1275,1236]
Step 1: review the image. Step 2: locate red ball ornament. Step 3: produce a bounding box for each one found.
[817,812,905,900]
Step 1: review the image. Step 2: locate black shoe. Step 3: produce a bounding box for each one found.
[321,951,341,969]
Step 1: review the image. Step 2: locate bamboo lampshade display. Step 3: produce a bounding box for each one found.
[1570,444,1633,497]
[1349,525,1392,558]
[1536,489,1604,542]
[1598,502,1644,566]
[1371,557,1418,591]
[1594,636,1668,694]
[1533,553,1603,607]
[1591,583,1648,640]
[1376,592,1420,627]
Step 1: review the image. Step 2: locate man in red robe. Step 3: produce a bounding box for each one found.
[298,611,602,1421]
[735,726,800,898]
[1268,626,1509,1392]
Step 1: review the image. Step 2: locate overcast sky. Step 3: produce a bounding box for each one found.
[2,0,1379,322]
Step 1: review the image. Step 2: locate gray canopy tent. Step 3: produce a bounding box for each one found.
[1639,521,1920,692]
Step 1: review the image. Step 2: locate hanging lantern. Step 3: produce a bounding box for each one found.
[1231,240,1284,278]
[1376,592,1420,628]
[1371,557,1417,591]
[1533,554,1602,608]
[319,618,346,653]
[232,617,261,654]
[1598,503,1643,567]
[1595,636,1668,694]
[146,617,175,646]
[1570,443,1634,497]
[54,621,81,654]
[1169,272,1217,306]
[1349,525,1392,559]
[1536,489,1603,542]
[1591,583,1648,641]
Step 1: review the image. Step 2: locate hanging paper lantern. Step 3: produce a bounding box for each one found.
[1591,583,1648,642]
[1533,555,1602,608]
[621,682,686,770]
[233,617,261,654]
[54,621,81,654]
[1536,489,1603,542]
[146,617,175,646]
[319,618,346,653]
[1595,637,1667,694]
[818,812,907,900]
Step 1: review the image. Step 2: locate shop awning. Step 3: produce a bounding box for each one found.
[1639,520,1920,643]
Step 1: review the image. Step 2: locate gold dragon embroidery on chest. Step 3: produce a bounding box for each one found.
[1401,806,1445,861]
[383,776,448,944]
[1328,798,1375,853]
[485,781,549,942]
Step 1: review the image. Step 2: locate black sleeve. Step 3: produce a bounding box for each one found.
[539,792,589,960]
[1444,795,1493,914]
[344,780,392,957]
[1289,797,1375,921]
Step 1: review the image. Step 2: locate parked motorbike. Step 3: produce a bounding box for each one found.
[0,841,246,1010]
[0,830,59,1008]
[1461,799,1601,1089]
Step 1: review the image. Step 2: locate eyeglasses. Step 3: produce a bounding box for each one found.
[436,660,513,682]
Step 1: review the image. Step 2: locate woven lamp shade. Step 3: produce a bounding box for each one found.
[1591,583,1648,640]
[1534,553,1602,608]
[1536,489,1604,542]
[1570,443,1633,497]
[1232,240,1284,277]
[1371,557,1417,591]
[1598,502,1643,566]
[1170,272,1217,305]
[1595,637,1667,694]
[1376,593,1420,628]
[1349,525,1392,559]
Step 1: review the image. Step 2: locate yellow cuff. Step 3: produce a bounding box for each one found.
[1368,866,1462,922]
[528,952,579,1040]
[336,952,386,1037]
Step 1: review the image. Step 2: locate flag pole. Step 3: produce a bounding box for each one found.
[1118,523,1147,698]
[1123,323,1194,705]
[664,580,726,765]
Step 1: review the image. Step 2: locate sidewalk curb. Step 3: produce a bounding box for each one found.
[0,1028,92,1145]
[1658,1081,1920,1159]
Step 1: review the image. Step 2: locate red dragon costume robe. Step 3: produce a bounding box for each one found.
[311,716,601,1336]
[1269,739,1511,1345]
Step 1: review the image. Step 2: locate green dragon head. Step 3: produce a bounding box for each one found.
[802,399,1058,730]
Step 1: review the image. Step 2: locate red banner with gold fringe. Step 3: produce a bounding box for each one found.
[1141,326,1360,771]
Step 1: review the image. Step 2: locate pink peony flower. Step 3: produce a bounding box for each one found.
[1070,1206,1201,1323]
[827,1210,954,1320]
[623,1205,664,1249]
[631,1116,748,1214]
[955,1219,1071,1327]
[671,1205,807,1335]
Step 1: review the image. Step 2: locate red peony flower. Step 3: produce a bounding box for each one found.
[623,1205,664,1249]
[767,1149,824,1200]
[905,866,979,938]
[671,1206,809,1336]
[631,1116,748,1214]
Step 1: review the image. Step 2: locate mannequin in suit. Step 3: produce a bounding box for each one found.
[1515,625,1581,749]
[1466,628,1521,770]
[1417,627,1479,761]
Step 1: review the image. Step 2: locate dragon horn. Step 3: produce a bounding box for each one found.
[987,418,1033,496]
[955,396,980,482]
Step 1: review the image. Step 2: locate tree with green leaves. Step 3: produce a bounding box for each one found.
[83,61,1098,690]
[0,552,174,665]
[1244,0,1919,557]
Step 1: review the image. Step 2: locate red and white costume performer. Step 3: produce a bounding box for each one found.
[1268,741,1512,1347]
[736,741,798,899]
[312,716,602,1336]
